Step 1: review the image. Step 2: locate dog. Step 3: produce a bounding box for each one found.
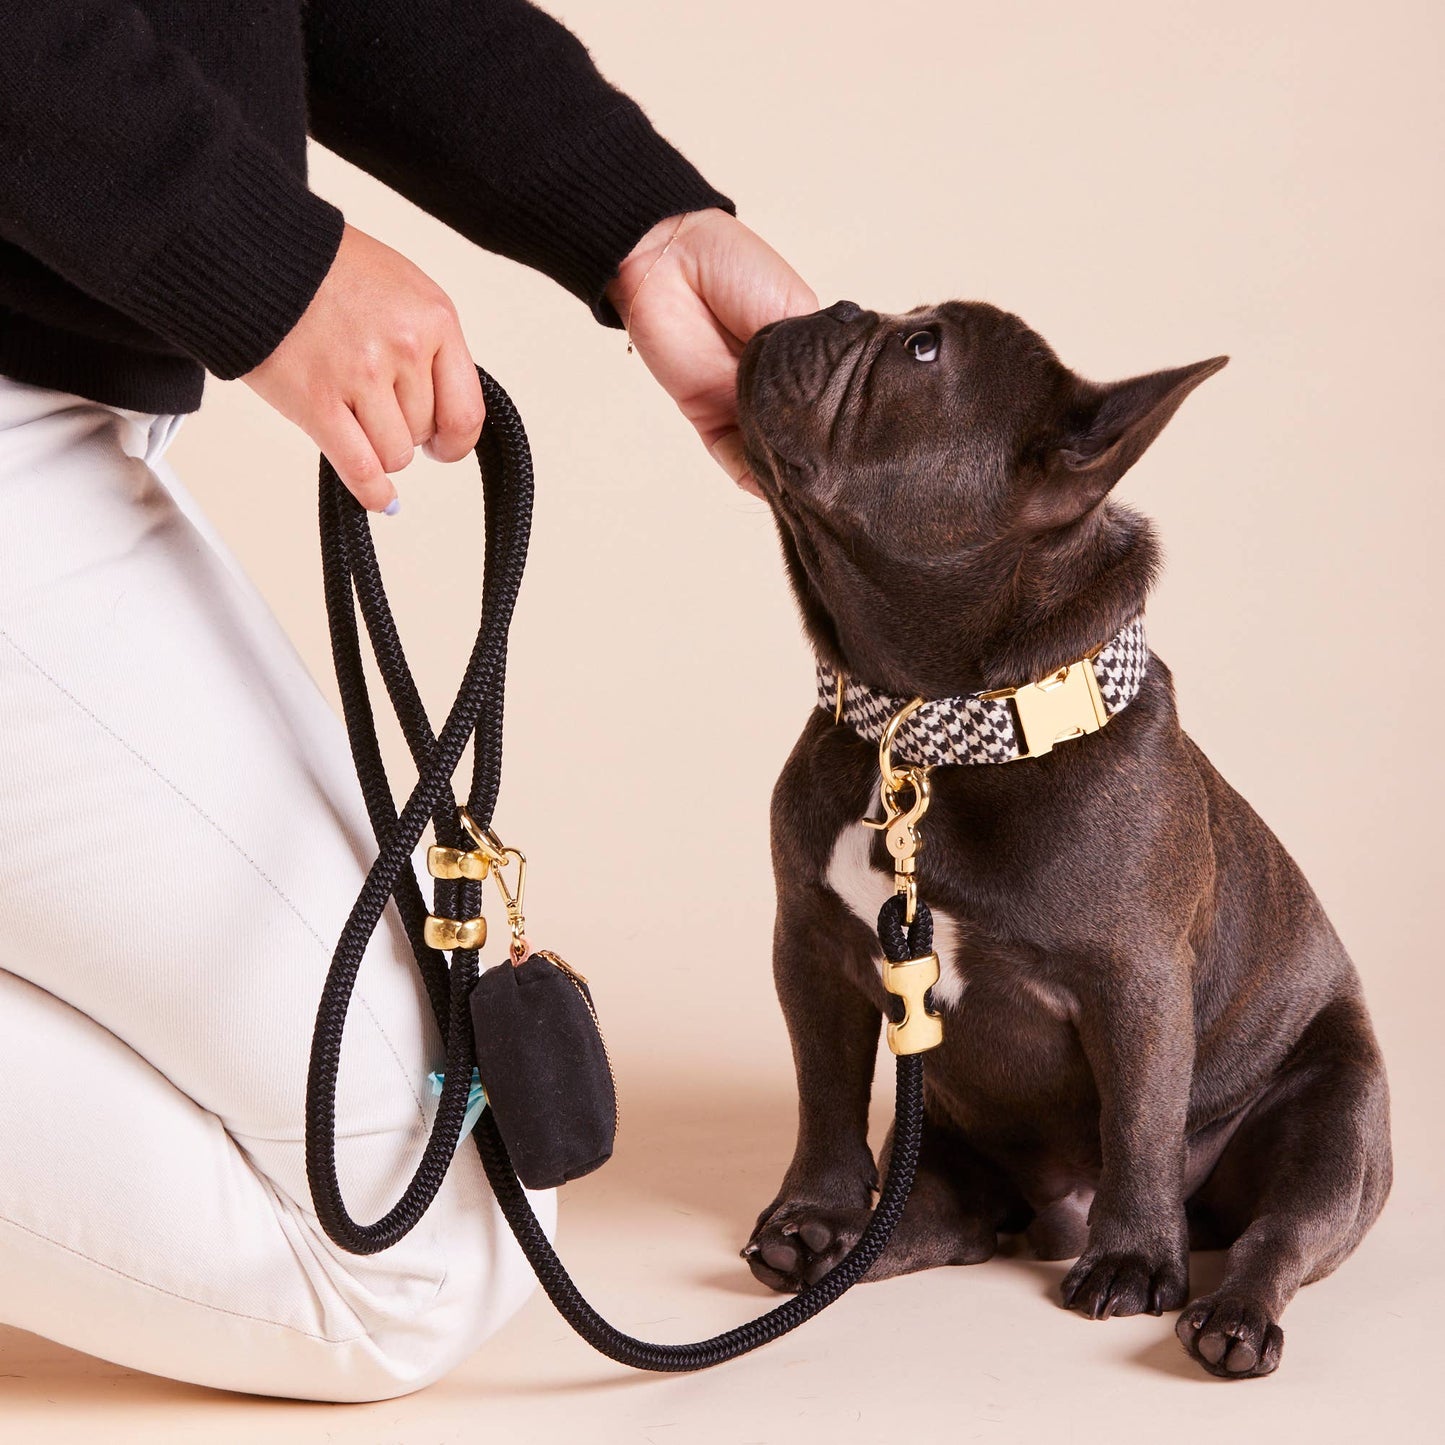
[733,299,1391,1378]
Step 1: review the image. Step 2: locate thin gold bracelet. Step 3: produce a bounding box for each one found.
[624,213,690,354]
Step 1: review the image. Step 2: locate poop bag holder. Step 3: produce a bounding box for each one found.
[305,366,931,1371]
[471,951,616,1189]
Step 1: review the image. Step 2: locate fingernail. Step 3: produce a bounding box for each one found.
[708,433,749,483]
[710,434,764,497]
[383,496,401,516]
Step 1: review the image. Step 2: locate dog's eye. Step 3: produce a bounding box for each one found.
[902,329,939,362]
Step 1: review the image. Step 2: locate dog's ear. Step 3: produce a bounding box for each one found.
[1022,355,1228,531]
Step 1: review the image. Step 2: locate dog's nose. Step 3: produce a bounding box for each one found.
[823,299,864,323]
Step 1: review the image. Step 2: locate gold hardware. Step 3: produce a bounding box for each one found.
[425,844,491,882]
[533,949,619,1137]
[834,671,847,725]
[864,768,930,922]
[423,914,487,951]
[876,694,926,784]
[980,658,1109,759]
[491,847,529,964]
[447,808,531,964]
[884,951,944,1054]
[535,948,588,986]
[862,697,934,926]
[457,807,509,868]
[423,812,499,952]
[882,869,920,929]
[865,768,931,865]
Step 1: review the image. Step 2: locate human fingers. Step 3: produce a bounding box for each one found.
[426,335,486,462]
[313,403,395,512]
[351,383,418,485]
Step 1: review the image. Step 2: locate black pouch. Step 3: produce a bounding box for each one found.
[469,950,617,1190]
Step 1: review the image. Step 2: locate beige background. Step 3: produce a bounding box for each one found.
[4,0,1441,1439]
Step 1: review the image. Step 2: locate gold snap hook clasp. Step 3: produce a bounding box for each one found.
[492,847,530,965]
[862,697,933,925]
[457,808,530,965]
[424,807,531,960]
[864,698,944,1053]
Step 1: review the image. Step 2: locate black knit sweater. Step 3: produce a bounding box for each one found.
[0,1,733,414]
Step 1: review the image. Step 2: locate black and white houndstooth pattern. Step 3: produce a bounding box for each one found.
[1093,615,1148,716]
[815,616,1148,767]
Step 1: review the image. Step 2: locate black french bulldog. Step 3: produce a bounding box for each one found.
[734,299,1391,1379]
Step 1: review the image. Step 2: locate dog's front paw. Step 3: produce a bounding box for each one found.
[1175,1292,1284,1378]
[1060,1242,1188,1320]
[742,1204,871,1292]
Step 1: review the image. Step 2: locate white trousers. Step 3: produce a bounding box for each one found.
[0,378,555,1402]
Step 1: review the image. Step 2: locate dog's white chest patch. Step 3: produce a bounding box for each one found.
[824,823,967,1009]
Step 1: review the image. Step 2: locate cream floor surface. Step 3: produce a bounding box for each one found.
[3,1052,1437,1445]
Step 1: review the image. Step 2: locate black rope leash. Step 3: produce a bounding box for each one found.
[469,895,931,1370]
[305,367,934,1367]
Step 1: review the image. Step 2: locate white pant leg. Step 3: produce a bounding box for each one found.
[0,378,555,1402]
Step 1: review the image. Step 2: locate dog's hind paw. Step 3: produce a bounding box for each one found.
[1175,1292,1284,1378]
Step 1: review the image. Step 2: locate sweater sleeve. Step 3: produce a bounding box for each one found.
[0,4,344,378]
[303,0,734,326]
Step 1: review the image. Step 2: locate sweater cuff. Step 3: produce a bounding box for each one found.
[113,131,345,379]
[491,103,734,328]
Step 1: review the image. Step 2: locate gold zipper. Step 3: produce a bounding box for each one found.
[533,950,620,1139]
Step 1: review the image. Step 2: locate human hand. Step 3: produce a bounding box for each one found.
[242,223,486,512]
[605,209,817,497]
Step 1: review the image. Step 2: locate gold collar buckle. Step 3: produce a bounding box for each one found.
[980,655,1109,760]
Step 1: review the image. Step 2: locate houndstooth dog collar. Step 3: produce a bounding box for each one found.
[816,616,1148,766]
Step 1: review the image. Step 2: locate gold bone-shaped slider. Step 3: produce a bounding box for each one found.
[883,951,944,1055]
[423,914,487,951]
[426,844,491,882]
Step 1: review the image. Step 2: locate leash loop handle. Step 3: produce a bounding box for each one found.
[305,367,929,1365]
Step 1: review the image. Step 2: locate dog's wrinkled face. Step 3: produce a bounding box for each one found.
[736,299,1225,689]
[738,300,1062,555]
[737,299,1225,559]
